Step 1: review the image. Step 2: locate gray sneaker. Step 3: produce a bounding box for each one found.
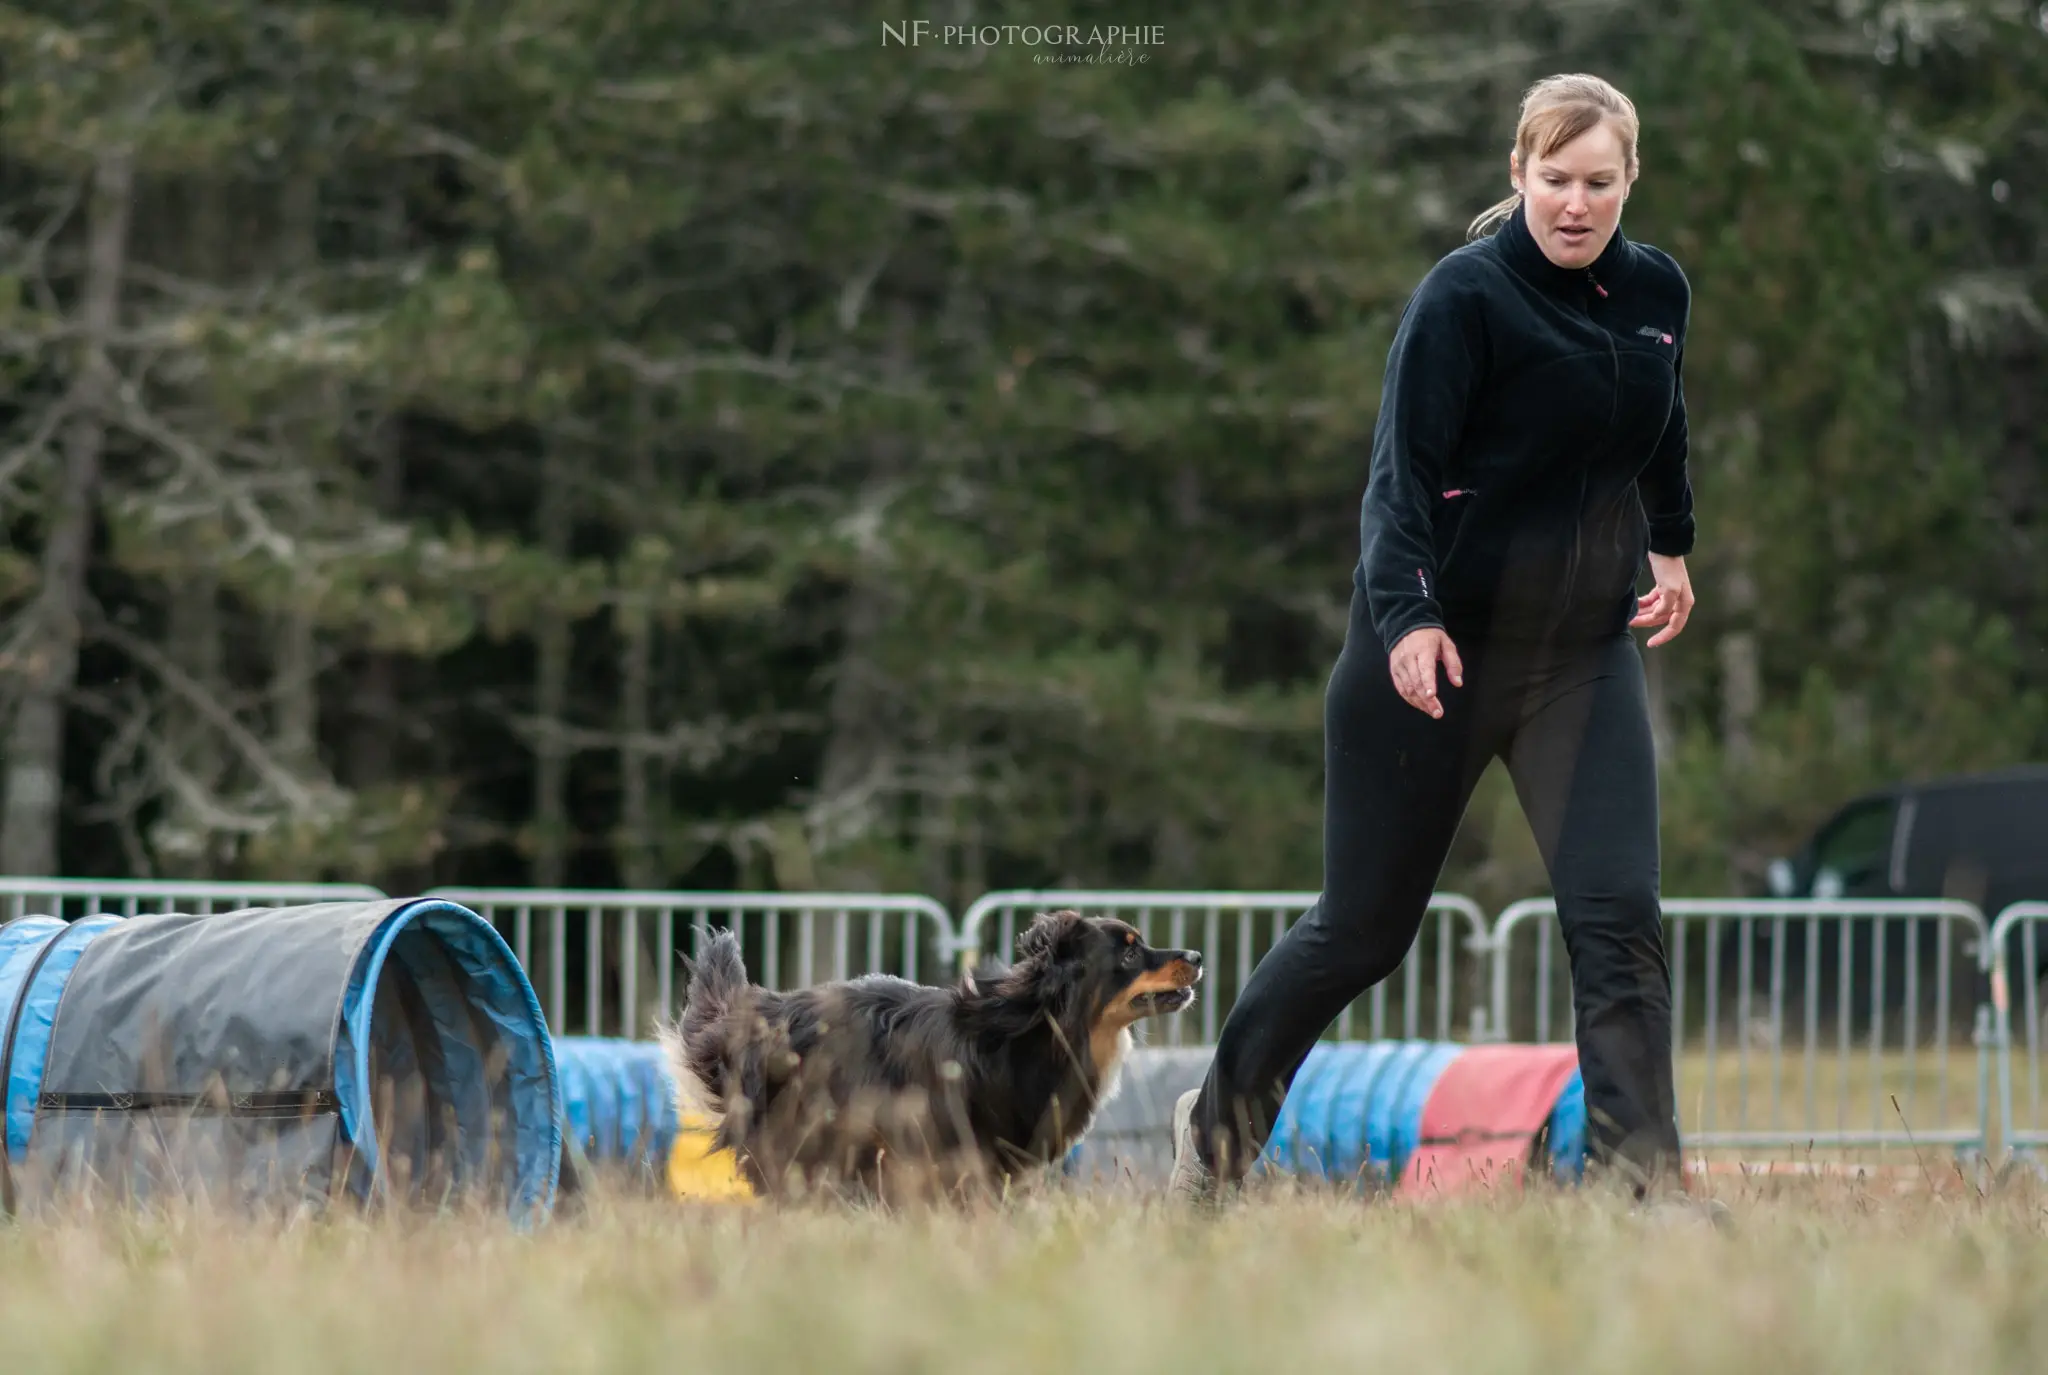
[1167,1088,1218,1205]
[1635,1189,1735,1232]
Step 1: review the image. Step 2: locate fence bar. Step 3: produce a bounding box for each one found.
[956,889,1493,1046]
[0,878,385,923]
[1991,903,2048,1165]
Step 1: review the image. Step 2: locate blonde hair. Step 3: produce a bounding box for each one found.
[1467,74,1640,240]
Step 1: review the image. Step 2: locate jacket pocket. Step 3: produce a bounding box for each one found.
[1431,488,1476,573]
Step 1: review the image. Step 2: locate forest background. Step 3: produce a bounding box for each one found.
[1,0,2042,924]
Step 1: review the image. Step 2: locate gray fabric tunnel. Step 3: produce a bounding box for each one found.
[0,898,561,1220]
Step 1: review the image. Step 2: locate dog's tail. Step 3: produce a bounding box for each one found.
[682,926,748,1035]
[656,927,751,1124]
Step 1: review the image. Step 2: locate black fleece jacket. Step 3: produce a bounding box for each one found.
[1357,200,1695,653]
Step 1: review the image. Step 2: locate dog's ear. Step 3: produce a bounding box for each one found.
[677,922,722,980]
[962,958,1007,991]
[1015,908,1084,964]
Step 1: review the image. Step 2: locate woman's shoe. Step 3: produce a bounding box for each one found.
[1167,1088,1219,1205]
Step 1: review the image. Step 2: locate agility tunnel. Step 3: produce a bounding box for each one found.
[548,1034,755,1203]
[0,899,559,1219]
[1400,1043,1585,1194]
[1062,1041,1589,1194]
[551,1036,679,1185]
[1261,1040,1465,1188]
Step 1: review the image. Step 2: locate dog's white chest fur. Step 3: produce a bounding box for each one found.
[1102,1024,1133,1097]
[1079,1023,1135,1137]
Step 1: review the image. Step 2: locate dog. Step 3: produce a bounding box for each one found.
[656,908,1203,1202]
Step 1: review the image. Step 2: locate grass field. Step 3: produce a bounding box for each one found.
[5,1173,2048,1374]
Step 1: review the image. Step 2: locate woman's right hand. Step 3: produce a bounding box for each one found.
[1389,627,1464,719]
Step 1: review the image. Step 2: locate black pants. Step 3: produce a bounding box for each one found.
[1190,590,1680,1187]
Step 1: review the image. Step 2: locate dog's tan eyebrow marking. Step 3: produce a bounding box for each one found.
[1125,932,1135,945]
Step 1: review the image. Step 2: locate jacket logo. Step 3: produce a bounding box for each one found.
[1636,324,1674,344]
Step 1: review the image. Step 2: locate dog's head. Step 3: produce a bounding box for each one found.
[1010,908,1203,1026]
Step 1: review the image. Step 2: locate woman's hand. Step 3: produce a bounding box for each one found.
[1389,627,1463,719]
[1632,553,1696,647]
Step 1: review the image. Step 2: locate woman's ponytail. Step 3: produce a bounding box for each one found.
[1466,191,1522,241]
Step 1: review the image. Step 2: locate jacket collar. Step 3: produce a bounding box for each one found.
[1492,198,1637,295]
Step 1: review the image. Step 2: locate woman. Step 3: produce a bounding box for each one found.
[1171,73,1698,1201]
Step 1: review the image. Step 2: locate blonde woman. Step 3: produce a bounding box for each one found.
[1173,74,1703,1206]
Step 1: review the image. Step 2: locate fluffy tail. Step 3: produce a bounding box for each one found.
[656,927,751,1124]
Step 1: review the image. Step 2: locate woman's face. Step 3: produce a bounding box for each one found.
[1511,121,1634,270]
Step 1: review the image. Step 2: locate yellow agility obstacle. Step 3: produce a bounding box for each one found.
[665,1115,757,1203]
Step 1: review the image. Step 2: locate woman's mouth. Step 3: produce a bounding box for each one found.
[1557,225,1593,246]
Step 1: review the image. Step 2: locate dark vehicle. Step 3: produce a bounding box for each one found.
[1721,766,2048,1039]
[1763,765,2048,919]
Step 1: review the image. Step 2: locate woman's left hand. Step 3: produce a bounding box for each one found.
[1632,553,1695,647]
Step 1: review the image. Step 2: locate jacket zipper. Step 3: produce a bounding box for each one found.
[1552,267,1617,638]
[1590,268,1619,431]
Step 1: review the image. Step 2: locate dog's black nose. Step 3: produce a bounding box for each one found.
[1183,950,1203,968]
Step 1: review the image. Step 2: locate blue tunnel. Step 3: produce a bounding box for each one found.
[0,899,560,1220]
[552,1036,680,1183]
[1260,1040,1467,1188]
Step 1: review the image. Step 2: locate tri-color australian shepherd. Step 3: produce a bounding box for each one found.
[657,908,1202,1202]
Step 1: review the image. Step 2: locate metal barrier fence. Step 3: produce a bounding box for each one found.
[1491,897,1993,1153]
[17,876,2048,1162]
[955,890,1494,1047]
[421,887,957,1039]
[0,877,387,922]
[1990,902,2048,1163]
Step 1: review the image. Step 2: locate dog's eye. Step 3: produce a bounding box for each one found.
[1122,945,1140,967]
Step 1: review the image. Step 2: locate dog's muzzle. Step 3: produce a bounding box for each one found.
[1131,986,1199,1015]
[1130,952,1203,1015]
